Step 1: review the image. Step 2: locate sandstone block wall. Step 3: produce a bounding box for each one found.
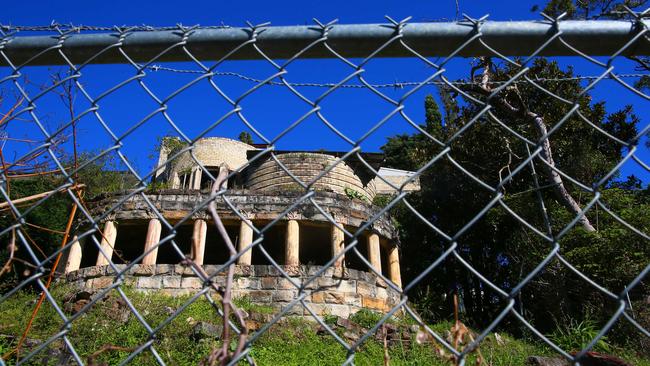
[64,264,400,318]
[246,153,376,201]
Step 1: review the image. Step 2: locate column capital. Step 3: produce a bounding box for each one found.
[285,211,300,220]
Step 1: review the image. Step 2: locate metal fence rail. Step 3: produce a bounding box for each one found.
[0,8,649,366]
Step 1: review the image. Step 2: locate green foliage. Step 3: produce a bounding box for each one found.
[381,56,648,347]
[238,131,254,145]
[145,180,171,192]
[0,151,136,293]
[344,187,368,202]
[234,296,275,315]
[2,286,648,365]
[549,316,611,353]
[541,0,647,19]
[371,194,393,208]
[151,136,188,160]
[348,309,385,329]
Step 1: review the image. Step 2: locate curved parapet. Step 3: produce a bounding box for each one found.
[246,153,376,202]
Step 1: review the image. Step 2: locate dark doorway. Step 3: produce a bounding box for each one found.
[156,225,193,264]
[204,223,238,264]
[344,233,369,271]
[112,223,148,264]
[80,232,100,268]
[251,223,285,265]
[299,223,330,266]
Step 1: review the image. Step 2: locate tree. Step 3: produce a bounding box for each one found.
[238,131,254,145]
[382,57,648,343]
[0,153,136,293]
[538,0,650,93]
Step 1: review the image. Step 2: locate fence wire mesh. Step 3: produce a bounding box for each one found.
[0,9,650,366]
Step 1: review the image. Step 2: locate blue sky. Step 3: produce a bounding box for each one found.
[1,0,649,184]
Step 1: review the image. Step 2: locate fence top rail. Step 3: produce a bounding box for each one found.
[1,19,650,65]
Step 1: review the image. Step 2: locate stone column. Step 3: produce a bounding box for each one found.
[238,220,253,265]
[192,168,202,190]
[367,233,382,273]
[64,236,82,273]
[388,245,402,288]
[285,220,299,266]
[96,221,117,266]
[143,218,162,265]
[331,223,345,267]
[191,219,207,265]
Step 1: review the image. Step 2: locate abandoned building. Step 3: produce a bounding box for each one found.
[62,137,420,317]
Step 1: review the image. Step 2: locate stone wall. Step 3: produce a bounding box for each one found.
[246,153,377,201]
[65,264,401,318]
[373,167,421,195]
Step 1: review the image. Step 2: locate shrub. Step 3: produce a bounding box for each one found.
[548,316,611,353]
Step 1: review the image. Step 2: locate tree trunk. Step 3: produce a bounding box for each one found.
[529,113,596,232]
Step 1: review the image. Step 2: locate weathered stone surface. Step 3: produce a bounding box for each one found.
[312,291,345,304]
[180,277,203,289]
[65,271,80,282]
[191,322,223,341]
[234,265,253,277]
[88,191,397,239]
[357,281,377,297]
[83,266,105,278]
[272,290,297,303]
[162,276,181,288]
[155,264,173,275]
[309,304,353,318]
[362,296,387,311]
[376,287,388,300]
[89,277,113,289]
[344,294,362,307]
[241,290,271,303]
[277,277,299,290]
[138,276,162,289]
[526,356,569,366]
[63,291,92,314]
[335,280,357,294]
[132,264,155,276]
[260,277,277,289]
[71,264,400,319]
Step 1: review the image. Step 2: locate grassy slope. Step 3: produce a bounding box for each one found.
[0,286,646,365]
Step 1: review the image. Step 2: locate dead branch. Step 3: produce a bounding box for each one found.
[463,63,596,232]
[0,183,85,210]
[0,231,16,278]
[86,344,137,366]
[200,164,249,366]
[383,325,390,366]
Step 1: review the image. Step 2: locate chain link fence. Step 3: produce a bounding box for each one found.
[0,9,650,366]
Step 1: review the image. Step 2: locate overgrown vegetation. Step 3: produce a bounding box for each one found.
[7,286,645,365]
[0,153,138,293]
[344,187,368,202]
[381,39,650,360]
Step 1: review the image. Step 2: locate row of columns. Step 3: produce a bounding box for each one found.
[65,218,402,287]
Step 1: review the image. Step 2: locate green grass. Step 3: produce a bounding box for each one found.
[0,286,648,365]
